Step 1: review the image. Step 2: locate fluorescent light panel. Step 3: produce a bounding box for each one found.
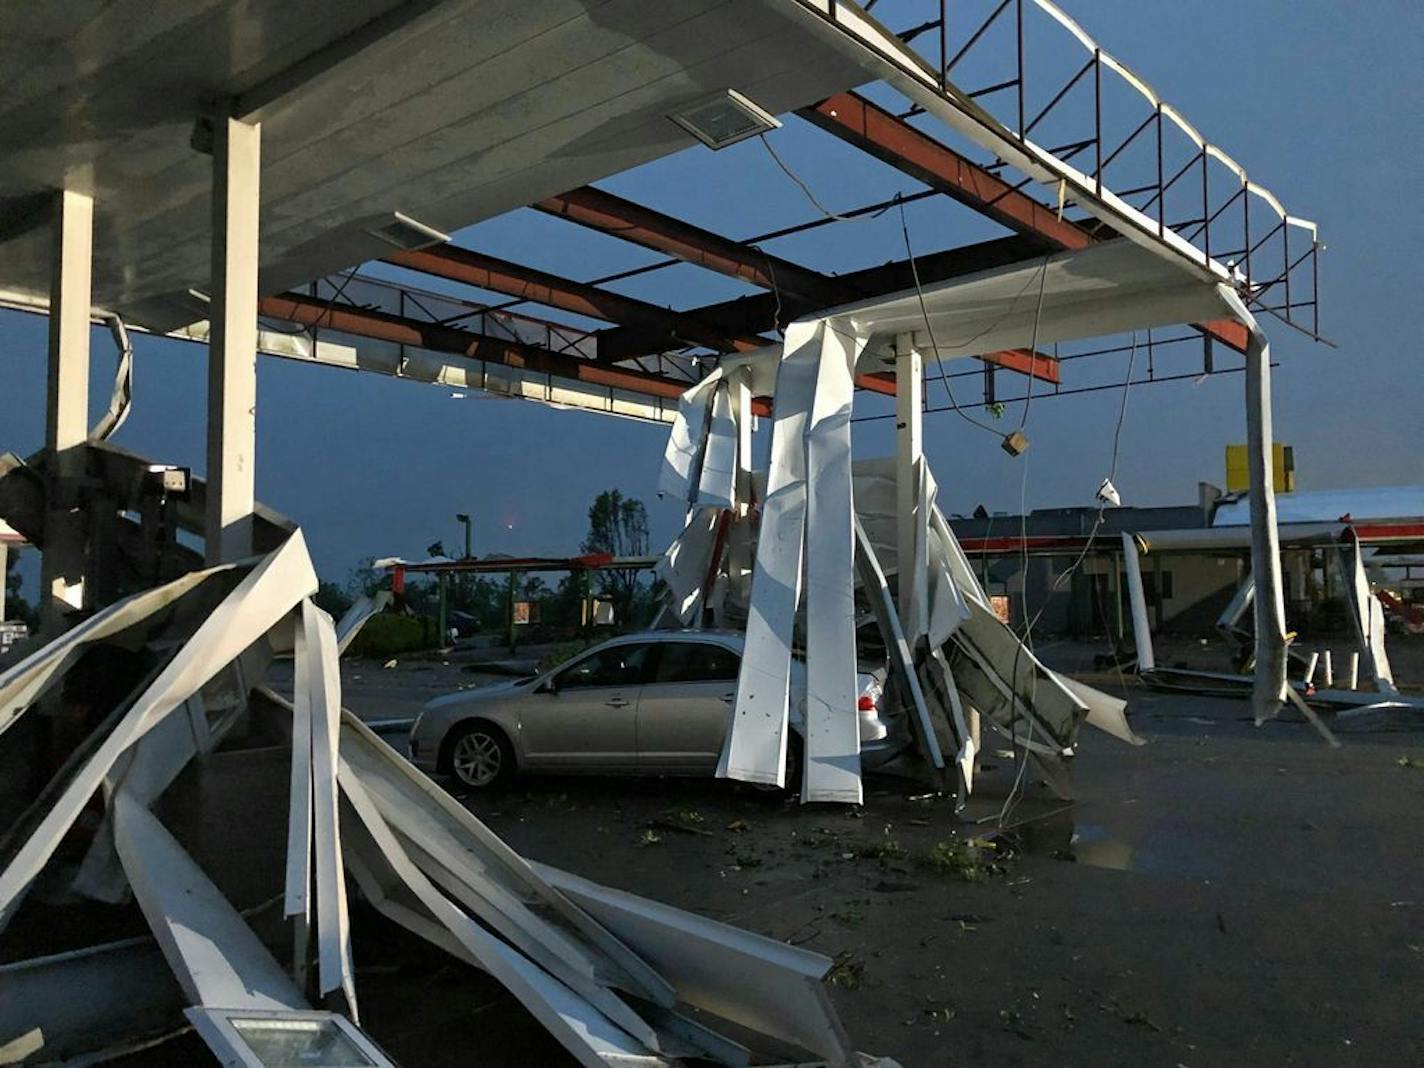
[669,89,781,150]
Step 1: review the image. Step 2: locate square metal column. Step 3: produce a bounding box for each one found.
[205,112,261,564]
[894,337,927,641]
[39,188,93,632]
[1245,334,1288,718]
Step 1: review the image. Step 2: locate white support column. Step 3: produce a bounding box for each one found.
[206,111,261,564]
[39,188,94,632]
[894,336,928,642]
[1120,532,1155,673]
[732,366,753,514]
[1244,330,1288,720]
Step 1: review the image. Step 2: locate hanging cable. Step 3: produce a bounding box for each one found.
[897,198,1018,440]
[1017,255,1050,431]
[758,134,896,224]
[990,332,1140,826]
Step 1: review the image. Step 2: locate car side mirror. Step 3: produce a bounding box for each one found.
[536,678,557,695]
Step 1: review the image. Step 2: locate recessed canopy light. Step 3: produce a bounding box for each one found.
[365,212,450,251]
[668,89,782,150]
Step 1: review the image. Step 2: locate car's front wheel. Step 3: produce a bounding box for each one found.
[445,722,515,789]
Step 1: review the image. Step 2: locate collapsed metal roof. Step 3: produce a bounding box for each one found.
[0,0,1323,425]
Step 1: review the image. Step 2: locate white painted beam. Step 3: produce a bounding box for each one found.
[1224,293,1290,722]
[206,113,261,564]
[1121,532,1155,673]
[40,188,94,632]
[894,338,927,642]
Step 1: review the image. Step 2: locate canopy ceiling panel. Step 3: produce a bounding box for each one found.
[839,239,1227,367]
[0,0,873,331]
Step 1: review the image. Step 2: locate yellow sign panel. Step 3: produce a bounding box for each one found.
[1225,443,1295,493]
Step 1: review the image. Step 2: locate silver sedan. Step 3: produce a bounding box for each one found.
[408,630,903,790]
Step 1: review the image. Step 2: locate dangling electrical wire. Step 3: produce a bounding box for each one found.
[897,198,1021,440]
[990,331,1140,827]
[758,134,897,224]
[1017,255,1050,431]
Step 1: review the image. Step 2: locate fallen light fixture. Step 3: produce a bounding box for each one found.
[186,1009,394,1068]
[1096,477,1122,507]
[1001,430,1029,457]
[364,211,450,251]
[668,89,782,150]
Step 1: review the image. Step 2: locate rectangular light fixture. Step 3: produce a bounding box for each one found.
[187,1009,396,1068]
[668,89,782,150]
[365,211,450,251]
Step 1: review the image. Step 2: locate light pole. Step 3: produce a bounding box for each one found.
[453,513,473,643]
[455,513,472,560]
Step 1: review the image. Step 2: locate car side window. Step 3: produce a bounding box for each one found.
[556,644,652,690]
[652,642,740,684]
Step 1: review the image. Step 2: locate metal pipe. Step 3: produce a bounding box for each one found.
[1120,533,1155,673]
[1015,0,1025,138]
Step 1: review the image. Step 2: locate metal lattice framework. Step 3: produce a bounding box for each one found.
[256,0,1323,423]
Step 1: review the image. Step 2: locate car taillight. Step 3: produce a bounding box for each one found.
[857,694,876,712]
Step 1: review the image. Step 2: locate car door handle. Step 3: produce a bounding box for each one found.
[606,697,631,708]
[721,694,735,704]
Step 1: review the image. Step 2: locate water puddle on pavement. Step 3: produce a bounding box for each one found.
[1003,808,1226,880]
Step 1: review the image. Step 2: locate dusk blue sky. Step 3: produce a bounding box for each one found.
[2,1,1420,595]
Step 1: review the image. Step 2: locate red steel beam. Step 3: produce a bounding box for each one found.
[801,91,1249,354]
[592,228,1062,383]
[597,234,1046,353]
[855,343,1060,395]
[258,291,773,415]
[385,246,769,356]
[535,186,837,305]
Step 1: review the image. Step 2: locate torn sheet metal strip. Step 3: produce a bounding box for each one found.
[899,456,930,644]
[801,323,864,804]
[1338,530,1397,694]
[285,611,314,985]
[338,713,674,1006]
[695,380,737,510]
[89,315,134,442]
[1057,675,1143,746]
[853,516,946,772]
[731,367,754,508]
[340,819,715,1065]
[1281,680,1342,749]
[946,602,1081,754]
[721,321,821,786]
[334,591,391,654]
[533,861,859,1068]
[0,565,227,739]
[1216,573,1255,634]
[394,831,663,1052]
[336,765,665,1068]
[925,500,973,642]
[342,721,667,1044]
[111,793,306,1011]
[928,504,986,617]
[303,601,357,1015]
[658,370,721,505]
[656,506,722,626]
[926,647,976,796]
[0,532,317,928]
